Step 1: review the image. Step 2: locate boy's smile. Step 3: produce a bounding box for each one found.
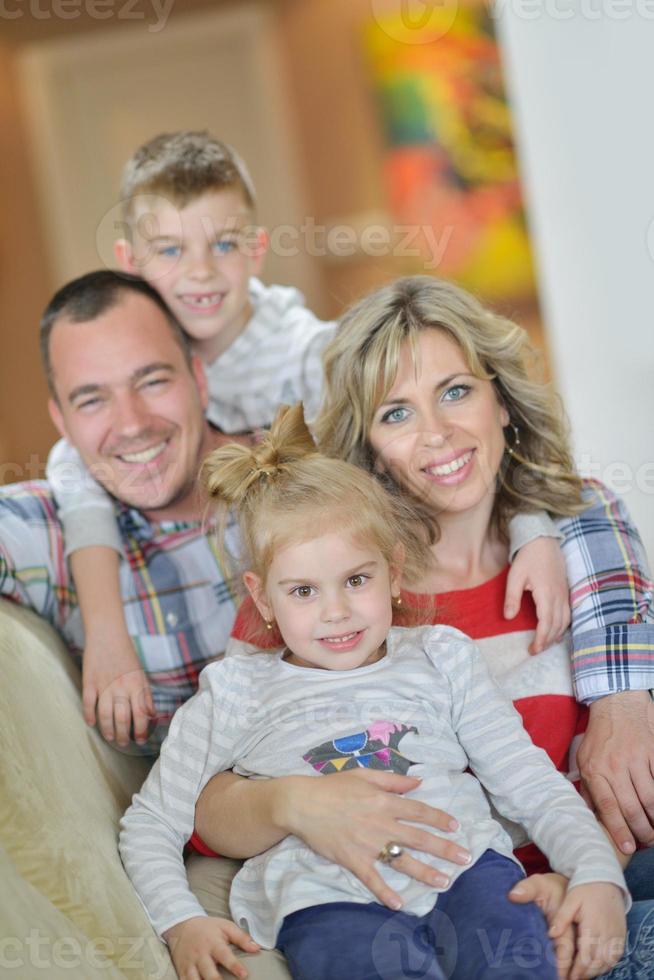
[121,188,267,364]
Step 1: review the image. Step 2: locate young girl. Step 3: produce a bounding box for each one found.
[119,404,627,980]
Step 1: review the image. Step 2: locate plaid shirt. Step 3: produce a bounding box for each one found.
[1,480,652,746]
[557,480,654,701]
[0,481,239,749]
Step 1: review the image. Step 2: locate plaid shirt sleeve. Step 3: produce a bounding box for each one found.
[0,483,70,630]
[556,480,654,703]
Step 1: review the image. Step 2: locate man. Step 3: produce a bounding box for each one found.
[0,270,239,752]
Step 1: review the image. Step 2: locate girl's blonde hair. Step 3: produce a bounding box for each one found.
[315,276,584,538]
[201,403,434,590]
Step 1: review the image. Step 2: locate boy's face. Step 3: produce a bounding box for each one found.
[117,188,267,363]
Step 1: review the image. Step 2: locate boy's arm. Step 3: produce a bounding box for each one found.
[506,512,570,654]
[47,440,151,746]
[47,439,122,554]
[73,547,154,747]
[556,480,654,852]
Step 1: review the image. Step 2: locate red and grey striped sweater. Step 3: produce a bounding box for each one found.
[191,566,587,872]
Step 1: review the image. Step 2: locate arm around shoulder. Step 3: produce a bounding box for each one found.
[555,479,654,702]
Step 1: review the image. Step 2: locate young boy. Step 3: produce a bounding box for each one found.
[46,131,565,751]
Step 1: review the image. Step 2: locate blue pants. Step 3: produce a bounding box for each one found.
[601,847,654,980]
[277,850,558,980]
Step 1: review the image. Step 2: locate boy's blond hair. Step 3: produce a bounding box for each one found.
[121,130,256,223]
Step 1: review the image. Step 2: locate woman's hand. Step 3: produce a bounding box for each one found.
[277,769,471,910]
[504,536,570,654]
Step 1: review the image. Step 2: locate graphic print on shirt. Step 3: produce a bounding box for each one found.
[303,721,418,774]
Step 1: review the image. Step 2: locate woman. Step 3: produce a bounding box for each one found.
[191,277,654,979]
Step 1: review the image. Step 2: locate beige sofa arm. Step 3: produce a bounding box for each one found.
[0,600,176,980]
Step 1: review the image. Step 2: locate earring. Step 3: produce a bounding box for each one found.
[392,594,403,609]
[505,422,521,457]
[265,620,274,631]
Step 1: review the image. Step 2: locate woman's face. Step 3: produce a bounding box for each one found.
[368,328,509,524]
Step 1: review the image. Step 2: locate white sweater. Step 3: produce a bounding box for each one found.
[119,625,627,948]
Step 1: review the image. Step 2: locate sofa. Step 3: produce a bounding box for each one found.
[0,599,176,980]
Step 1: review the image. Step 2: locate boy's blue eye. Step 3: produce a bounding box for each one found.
[380,406,409,425]
[441,384,471,403]
[213,238,238,255]
[157,245,180,258]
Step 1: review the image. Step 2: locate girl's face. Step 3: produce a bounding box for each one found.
[368,329,509,526]
[245,530,401,671]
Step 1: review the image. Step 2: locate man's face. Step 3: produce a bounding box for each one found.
[48,292,209,518]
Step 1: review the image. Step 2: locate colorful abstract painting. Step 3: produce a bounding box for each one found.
[364,5,536,301]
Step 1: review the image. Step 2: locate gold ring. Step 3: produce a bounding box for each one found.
[378,841,404,864]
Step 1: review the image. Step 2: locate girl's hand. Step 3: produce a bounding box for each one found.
[163,916,260,980]
[509,873,575,979]
[504,537,570,654]
[549,882,626,979]
[279,769,471,910]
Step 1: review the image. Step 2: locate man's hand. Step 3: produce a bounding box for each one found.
[279,769,471,910]
[509,873,575,979]
[163,916,260,980]
[504,537,570,654]
[82,626,155,747]
[577,690,654,853]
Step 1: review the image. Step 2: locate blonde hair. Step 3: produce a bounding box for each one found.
[201,403,434,592]
[315,276,584,538]
[121,130,256,225]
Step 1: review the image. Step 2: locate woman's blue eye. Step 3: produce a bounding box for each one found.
[442,384,471,403]
[380,406,409,424]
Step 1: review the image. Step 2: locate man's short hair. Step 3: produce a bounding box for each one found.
[120,130,256,226]
[40,270,193,398]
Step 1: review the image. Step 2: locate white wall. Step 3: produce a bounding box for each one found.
[497,8,654,563]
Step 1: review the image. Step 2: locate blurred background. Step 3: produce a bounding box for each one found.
[0,0,652,559]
